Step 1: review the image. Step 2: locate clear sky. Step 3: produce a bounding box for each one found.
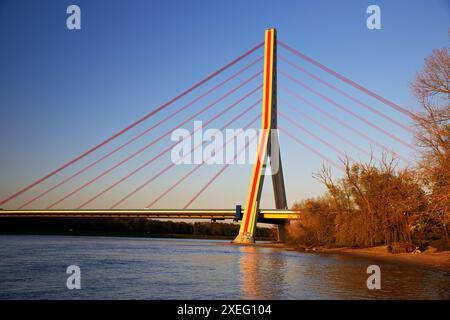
[0,0,448,210]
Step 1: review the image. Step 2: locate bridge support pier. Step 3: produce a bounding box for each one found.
[233,28,289,244]
[276,223,288,242]
[233,233,256,244]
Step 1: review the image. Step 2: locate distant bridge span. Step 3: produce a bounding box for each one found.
[0,209,301,224]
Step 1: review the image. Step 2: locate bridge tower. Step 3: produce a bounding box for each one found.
[233,28,288,244]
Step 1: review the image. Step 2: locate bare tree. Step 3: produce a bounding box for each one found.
[412,46,450,242]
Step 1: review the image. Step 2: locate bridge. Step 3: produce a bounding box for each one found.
[0,209,299,222]
[0,28,413,243]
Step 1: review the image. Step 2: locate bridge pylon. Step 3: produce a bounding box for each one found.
[233,28,289,244]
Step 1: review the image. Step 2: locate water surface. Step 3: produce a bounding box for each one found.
[0,235,448,299]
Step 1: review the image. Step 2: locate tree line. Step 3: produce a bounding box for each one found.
[0,217,277,240]
[287,46,449,251]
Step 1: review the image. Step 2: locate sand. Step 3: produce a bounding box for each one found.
[245,242,450,273]
[319,246,450,273]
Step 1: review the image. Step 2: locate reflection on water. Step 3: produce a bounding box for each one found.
[0,235,448,299]
[239,246,287,299]
[240,246,262,299]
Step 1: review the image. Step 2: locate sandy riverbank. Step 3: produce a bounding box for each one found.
[251,242,450,273]
[320,246,450,273]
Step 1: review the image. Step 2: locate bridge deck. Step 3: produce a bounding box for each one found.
[0,209,301,221]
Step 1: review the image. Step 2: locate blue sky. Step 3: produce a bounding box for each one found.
[0,0,448,209]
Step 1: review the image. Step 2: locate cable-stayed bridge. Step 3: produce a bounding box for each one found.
[0,29,414,243]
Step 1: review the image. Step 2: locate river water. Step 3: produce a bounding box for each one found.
[0,235,448,299]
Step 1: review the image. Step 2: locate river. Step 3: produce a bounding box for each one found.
[0,235,448,299]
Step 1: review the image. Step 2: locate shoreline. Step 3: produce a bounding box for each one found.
[253,242,450,273]
[319,246,450,273]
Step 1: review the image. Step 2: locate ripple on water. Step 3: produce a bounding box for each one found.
[0,235,449,299]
